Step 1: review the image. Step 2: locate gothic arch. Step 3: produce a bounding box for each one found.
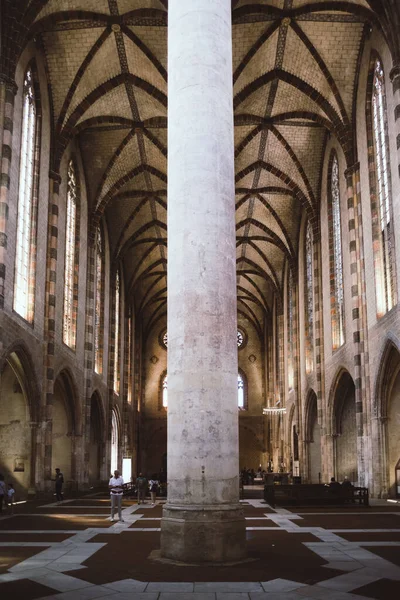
[0,344,41,494]
[89,390,106,484]
[329,369,358,483]
[304,389,321,483]
[373,336,400,497]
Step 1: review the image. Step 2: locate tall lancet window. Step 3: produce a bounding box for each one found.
[368,56,396,316]
[305,221,314,373]
[113,270,121,394]
[94,226,104,374]
[14,66,39,321]
[162,373,168,408]
[287,269,294,389]
[63,160,79,348]
[329,153,345,349]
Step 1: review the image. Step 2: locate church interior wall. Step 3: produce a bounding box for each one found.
[1,1,400,498]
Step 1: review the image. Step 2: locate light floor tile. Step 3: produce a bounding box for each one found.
[102,579,147,592]
[147,581,194,592]
[195,583,263,593]
[261,579,307,592]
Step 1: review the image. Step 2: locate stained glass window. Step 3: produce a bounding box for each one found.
[371,59,396,315]
[330,154,345,348]
[162,374,168,408]
[63,160,78,348]
[94,226,104,374]
[288,269,294,389]
[113,271,120,394]
[127,314,132,404]
[238,373,245,408]
[305,221,314,373]
[14,67,37,321]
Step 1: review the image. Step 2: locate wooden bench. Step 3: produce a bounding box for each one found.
[264,484,369,508]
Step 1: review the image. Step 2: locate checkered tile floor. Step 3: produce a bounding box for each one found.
[1,495,399,599]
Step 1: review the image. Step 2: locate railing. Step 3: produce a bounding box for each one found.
[264,484,369,508]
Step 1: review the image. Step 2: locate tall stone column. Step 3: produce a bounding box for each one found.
[161,0,246,563]
[42,171,62,486]
[0,76,17,316]
[345,163,371,488]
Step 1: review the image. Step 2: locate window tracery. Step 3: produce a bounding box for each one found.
[113,270,120,394]
[305,221,314,373]
[14,66,38,321]
[63,160,79,348]
[287,269,294,389]
[368,57,397,316]
[329,153,345,349]
[94,226,104,374]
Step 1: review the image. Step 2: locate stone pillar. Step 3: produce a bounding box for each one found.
[390,64,400,185]
[43,171,62,485]
[161,0,246,563]
[0,76,17,316]
[345,163,371,488]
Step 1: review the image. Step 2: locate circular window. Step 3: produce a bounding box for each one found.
[160,329,246,349]
[159,329,168,350]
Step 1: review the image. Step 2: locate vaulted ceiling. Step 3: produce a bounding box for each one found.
[2,0,399,342]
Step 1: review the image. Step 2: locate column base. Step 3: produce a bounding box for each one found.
[160,503,247,563]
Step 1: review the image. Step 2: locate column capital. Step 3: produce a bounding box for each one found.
[0,74,18,95]
[344,162,360,178]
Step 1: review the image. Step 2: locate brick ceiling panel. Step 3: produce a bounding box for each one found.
[147,172,167,189]
[75,86,132,126]
[235,82,274,117]
[266,194,302,253]
[106,196,150,253]
[234,125,258,149]
[118,0,165,12]
[232,22,271,73]
[116,172,152,194]
[79,128,128,204]
[250,170,291,191]
[274,124,325,198]
[133,86,167,121]
[239,244,280,288]
[292,0,369,8]
[282,27,343,119]
[235,131,263,174]
[251,201,290,252]
[236,0,284,8]
[236,198,252,224]
[142,135,167,174]
[35,0,110,22]
[42,28,105,123]
[300,21,365,118]
[99,136,142,200]
[133,246,166,285]
[234,28,279,96]
[64,34,122,126]
[271,80,330,122]
[124,33,167,93]
[262,133,309,197]
[128,27,167,69]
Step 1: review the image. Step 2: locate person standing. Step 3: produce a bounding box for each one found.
[109,469,124,522]
[149,478,158,505]
[136,473,147,504]
[54,468,64,502]
[0,474,6,513]
[7,483,15,514]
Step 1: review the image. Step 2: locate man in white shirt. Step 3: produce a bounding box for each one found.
[109,469,124,522]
